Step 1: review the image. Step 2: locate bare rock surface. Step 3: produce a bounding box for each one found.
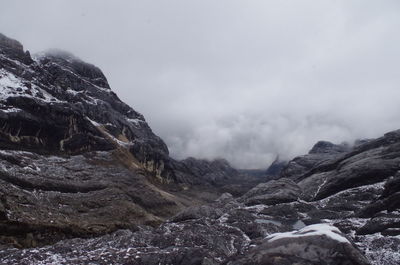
[240,178,301,206]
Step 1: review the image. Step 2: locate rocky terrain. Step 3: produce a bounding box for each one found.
[1,33,400,264]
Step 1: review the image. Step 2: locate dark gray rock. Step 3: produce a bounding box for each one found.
[309,141,350,154]
[279,141,350,181]
[259,201,317,220]
[265,156,287,177]
[241,178,301,206]
[170,205,224,222]
[172,157,265,196]
[174,157,239,185]
[0,33,33,65]
[356,217,400,235]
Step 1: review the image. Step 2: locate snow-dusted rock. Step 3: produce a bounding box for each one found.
[228,224,370,265]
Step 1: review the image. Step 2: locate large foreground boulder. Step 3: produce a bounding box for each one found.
[229,224,370,265]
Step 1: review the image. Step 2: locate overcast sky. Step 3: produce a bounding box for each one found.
[1,0,400,168]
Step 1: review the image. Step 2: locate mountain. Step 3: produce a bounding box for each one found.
[279,141,351,181]
[1,33,400,265]
[0,33,263,249]
[265,156,287,178]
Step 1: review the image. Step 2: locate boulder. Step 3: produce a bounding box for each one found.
[229,224,370,265]
[241,178,301,206]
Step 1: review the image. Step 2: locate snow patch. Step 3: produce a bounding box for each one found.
[0,107,22,113]
[0,69,62,103]
[66,89,81,96]
[127,118,142,126]
[266,223,350,244]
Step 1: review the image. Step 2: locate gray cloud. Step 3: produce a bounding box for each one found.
[1,0,400,168]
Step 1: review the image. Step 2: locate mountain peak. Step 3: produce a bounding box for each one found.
[0,33,33,65]
[35,49,110,89]
[308,140,350,154]
[0,32,168,173]
[35,49,80,62]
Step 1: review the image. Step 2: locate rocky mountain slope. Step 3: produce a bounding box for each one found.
[1,33,400,264]
[0,33,263,249]
[2,131,398,265]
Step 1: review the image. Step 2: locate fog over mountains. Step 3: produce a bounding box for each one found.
[1,0,400,169]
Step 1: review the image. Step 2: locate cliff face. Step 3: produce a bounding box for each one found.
[0,34,171,180]
[0,32,177,245]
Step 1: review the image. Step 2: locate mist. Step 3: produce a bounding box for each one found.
[1,0,400,168]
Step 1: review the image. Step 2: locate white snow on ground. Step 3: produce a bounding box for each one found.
[0,107,22,113]
[0,69,61,103]
[0,149,34,156]
[358,233,400,265]
[243,204,269,213]
[216,213,252,248]
[266,223,350,243]
[0,54,35,71]
[127,118,142,127]
[66,89,80,96]
[314,177,328,198]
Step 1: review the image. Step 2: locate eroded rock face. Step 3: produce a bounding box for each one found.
[0,33,170,181]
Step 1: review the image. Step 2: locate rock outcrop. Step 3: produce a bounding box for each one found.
[280,141,350,181]
[240,178,301,206]
[265,156,287,178]
[0,35,171,179]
